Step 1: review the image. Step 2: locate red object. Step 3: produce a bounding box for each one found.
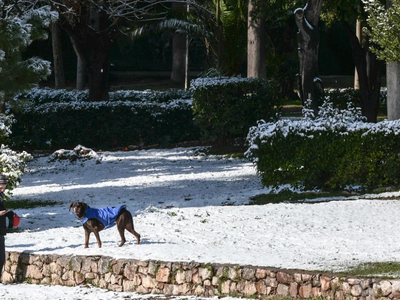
[13,213,20,227]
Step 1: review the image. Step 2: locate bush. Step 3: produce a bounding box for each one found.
[0,114,31,198]
[190,77,283,145]
[246,100,400,191]
[325,88,387,114]
[8,88,199,150]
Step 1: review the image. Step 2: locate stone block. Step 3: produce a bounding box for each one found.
[277,283,289,296]
[290,282,298,297]
[199,267,212,280]
[256,280,267,295]
[142,275,157,288]
[320,276,331,291]
[256,269,267,279]
[108,284,123,292]
[380,280,393,297]
[175,270,185,284]
[123,263,138,280]
[243,282,257,296]
[98,257,112,274]
[25,265,43,280]
[242,268,256,280]
[156,267,170,283]
[70,256,82,272]
[300,283,312,298]
[351,284,363,297]
[229,267,241,281]
[122,279,136,292]
[277,271,293,284]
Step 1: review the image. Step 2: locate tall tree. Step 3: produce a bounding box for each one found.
[324,0,384,122]
[51,20,65,89]
[247,0,266,78]
[48,0,196,101]
[364,0,400,120]
[294,0,323,113]
[170,2,187,86]
[0,1,57,111]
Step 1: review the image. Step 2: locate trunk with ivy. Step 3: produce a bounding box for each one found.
[294,0,323,113]
[343,21,383,123]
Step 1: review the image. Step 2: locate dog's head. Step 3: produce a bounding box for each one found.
[69,202,87,219]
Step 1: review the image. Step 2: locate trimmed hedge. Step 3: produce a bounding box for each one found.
[246,101,400,191]
[190,77,283,144]
[8,88,199,150]
[325,88,387,113]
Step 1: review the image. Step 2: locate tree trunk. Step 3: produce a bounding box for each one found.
[247,0,266,78]
[216,0,224,69]
[387,62,400,120]
[170,2,187,86]
[386,0,400,120]
[59,3,113,101]
[343,21,383,123]
[51,20,65,89]
[76,57,86,90]
[87,45,111,101]
[294,0,323,113]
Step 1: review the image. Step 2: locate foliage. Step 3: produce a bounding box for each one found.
[191,76,283,144]
[0,113,32,199]
[325,88,387,112]
[363,0,400,63]
[0,1,57,104]
[246,100,400,191]
[8,88,199,150]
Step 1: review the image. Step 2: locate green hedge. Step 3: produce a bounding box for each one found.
[8,88,199,150]
[190,77,283,144]
[325,88,387,113]
[246,101,400,191]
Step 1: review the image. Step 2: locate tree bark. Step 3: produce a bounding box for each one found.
[76,57,86,90]
[51,20,65,89]
[216,0,224,69]
[170,2,187,86]
[247,0,266,78]
[387,62,400,120]
[59,3,113,101]
[386,0,400,120]
[294,0,323,113]
[343,21,383,123]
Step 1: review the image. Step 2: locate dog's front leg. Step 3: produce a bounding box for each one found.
[84,226,91,248]
[93,228,102,248]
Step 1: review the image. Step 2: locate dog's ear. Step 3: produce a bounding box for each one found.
[69,203,75,212]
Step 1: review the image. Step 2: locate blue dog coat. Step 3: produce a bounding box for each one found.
[81,205,126,229]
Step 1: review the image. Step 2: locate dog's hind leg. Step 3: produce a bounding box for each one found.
[127,225,141,245]
[117,220,127,247]
[126,212,141,245]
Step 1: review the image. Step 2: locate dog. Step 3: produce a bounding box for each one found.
[69,202,141,248]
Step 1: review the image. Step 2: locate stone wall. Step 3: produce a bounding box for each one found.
[2,251,400,299]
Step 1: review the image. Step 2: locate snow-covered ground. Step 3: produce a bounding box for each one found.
[2,147,400,299]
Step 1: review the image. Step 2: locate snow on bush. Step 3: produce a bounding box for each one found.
[0,114,32,198]
[246,100,400,190]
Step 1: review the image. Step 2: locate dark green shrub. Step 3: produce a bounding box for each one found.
[246,101,400,191]
[190,77,283,145]
[8,88,198,150]
[325,88,387,114]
